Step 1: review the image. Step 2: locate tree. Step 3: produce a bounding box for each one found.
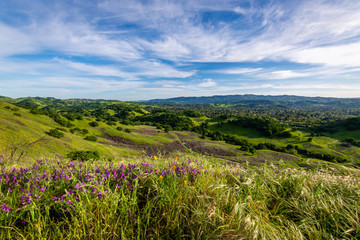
[84,135,97,142]
[89,121,99,127]
[46,129,65,138]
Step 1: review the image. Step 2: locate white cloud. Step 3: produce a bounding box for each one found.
[197,78,217,87]
[54,58,137,79]
[0,23,36,56]
[287,42,360,67]
[265,70,311,79]
[213,68,262,75]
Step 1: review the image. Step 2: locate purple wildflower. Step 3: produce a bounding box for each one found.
[1,204,11,213]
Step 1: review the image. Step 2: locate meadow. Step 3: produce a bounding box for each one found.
[1,155,359,239]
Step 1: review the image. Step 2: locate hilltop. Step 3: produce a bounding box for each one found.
[146,94,360,109]
[0,95,359,171]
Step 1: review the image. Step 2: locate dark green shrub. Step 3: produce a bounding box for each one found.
[46,129,64,138]
[14,113,22,117]
[67,150,100,161]
[84,135,97,142]
[116,126,123,131]
[124,128,131,133]
[70,127,81,134]
[106,121,116,126]
[89,121,99,127]
[81,129,89,134]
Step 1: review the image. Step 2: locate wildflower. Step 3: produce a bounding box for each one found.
[35,195,40,199]
[1,204,11,213]
[8,188,12,192]
[22,220,27,225]
[159,175,163,180]
[175,156,178,161]
[97,192,104,199]
[40,187,45,192]
[172,165,176,170]
[184,180,187,185]
[67,200,72,205]
[153,155,157,160]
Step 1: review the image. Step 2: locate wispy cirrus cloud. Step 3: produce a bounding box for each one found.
[0,0,360,99]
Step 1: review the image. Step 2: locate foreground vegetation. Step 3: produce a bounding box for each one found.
[1,155,359,239]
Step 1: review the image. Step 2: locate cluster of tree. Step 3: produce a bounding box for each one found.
[4,106,19,111]
[192,123,256,154]
[342,138,360,147]
[227,116,291,137]
[136,111,194,131]
[192,122,347,162]
[62,113,83,121]
[255,143,347,163]
[67,150,100,161]
[84,135,97,142]
[313,117,360,135]
[45,128,64,138]
[70,127,88,135]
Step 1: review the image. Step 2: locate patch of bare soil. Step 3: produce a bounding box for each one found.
[131,127,160,136]
[143,141,185,156]
[185,140,237,157]
[177,132,200,140]
[102,133,134,146]
[101,133,186,156]
[303,143,323,149]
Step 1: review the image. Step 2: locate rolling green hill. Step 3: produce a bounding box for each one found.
[1,96,360,170]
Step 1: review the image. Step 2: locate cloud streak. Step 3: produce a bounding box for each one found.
[0,0,360,99]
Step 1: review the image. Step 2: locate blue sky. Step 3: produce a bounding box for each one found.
[1,0,360,100]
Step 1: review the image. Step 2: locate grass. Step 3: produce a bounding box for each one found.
[0,102,178,161]
[1,155,359,239]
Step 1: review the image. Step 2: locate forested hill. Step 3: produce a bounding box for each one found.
[146,94,360,108]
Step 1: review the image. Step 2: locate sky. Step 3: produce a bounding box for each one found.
[0,0,360,100]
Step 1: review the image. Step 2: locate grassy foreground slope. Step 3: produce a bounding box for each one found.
[0,155,359,239]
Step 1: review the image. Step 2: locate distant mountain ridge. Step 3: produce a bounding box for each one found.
[145,94,360,108]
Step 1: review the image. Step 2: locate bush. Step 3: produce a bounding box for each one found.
[106,121,116,126]
[81,129,89,134]
[46,129,64,138]
[116,126,123,131]
[88,121,99,127]
[67,150,100,161]
[14,113,22,117]
[84,135,97,142]
[124,128,131,133]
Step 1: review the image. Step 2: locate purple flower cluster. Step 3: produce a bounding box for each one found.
[1,204,11,213]
[0,157,210,220]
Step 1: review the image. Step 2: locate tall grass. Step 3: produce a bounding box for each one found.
[0,155,359,239]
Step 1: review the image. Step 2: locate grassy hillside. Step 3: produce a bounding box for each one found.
[0,155,359,239]
[0,101,181,161]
